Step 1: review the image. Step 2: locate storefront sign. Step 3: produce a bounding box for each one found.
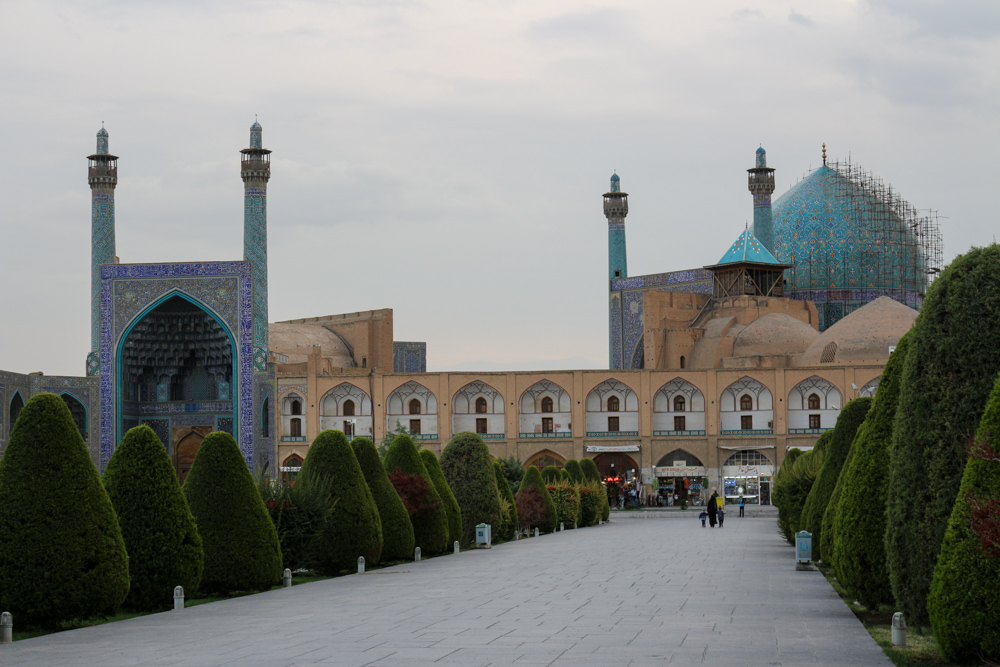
[585,444,640,452]
[737,465,759,476]
[655,466,706,476]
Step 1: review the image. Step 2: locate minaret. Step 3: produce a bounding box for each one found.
[87,126,118,375]
[604,172,628,280]
[748,146,776,254]
[241,120,271,371]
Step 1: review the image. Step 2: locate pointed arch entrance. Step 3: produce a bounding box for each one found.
[654,449,706,506]
[592,452,639,508]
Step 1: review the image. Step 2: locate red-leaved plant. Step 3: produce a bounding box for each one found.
[968,439,1000,558]
[387,469,442,518]
[516,487,547,529]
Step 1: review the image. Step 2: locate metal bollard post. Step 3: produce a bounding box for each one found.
[1,612,12,644]
[515,529,519,540]
[574,522,578,529]
[358,556,365,574]
[454,541,460,554]
[599,519,603,525]
[173,586,184,611]
[891,612,906,647]
[534,527,539,538]
[414,547,421,562]
[559,522,564,532]
[283,568,292,588]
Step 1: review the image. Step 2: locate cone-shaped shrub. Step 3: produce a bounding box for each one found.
[927,374,1000,662]
[578,481,602,526]
[580,457,600,482]
[774,448,803,543]
[564,459,584,483]
[420,449,463,547]
[833,333,911,609]
[298,430,382,573]
[440,432,502,547]
[559,469,581,528]
[550,478,579,529]
[183,431,282,593]
[601,489,611,521]
[384,433,449,554]
[352,437,414,562]
[800,397,871,562]
[103,425,203,611]
[820,437,858,570]
[774,432,830,543]
[541,465,561,484]
[517,465,558,533]
[0,393,129,628]
[887,244,1000,627]
[494,460,519,539]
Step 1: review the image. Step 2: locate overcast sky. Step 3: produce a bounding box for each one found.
[1,0,997,377]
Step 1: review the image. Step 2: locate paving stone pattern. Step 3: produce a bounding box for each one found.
[2,514,889,666]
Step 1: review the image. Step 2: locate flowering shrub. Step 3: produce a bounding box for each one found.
[515,487,548,530]
[388,469,443,518]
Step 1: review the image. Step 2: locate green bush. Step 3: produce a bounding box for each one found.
[517,466,558,533]
[563,459,584,483]
[352,437,414,562]
[183,431,282,594]
[103,425,203,611]
[384,433,449,554]
[578,481,602,527]
[257,472,335,572]
[420,449,463,547]
[886,244,1000,627]
[541,465,561,484]
[773,432,831,544]
[774,448,803,543]
[559,469,581,527]
[833,333,911,610]
[298,430,382,573]
[927,373,1000,662]
[799,397,872,562]
[494,460,519,539]
[499,454,525,495]
[580,457,600,482]
[550,478,579,529]
[0,393,129,628]
[439,432,502,547]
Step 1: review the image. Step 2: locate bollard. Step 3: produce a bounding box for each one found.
[574,522,577,529]
[891,612,906,647]
[1,612,12,644]
[454,541,460,554]
[599,519,603,525]
[173,586,184,611]
[559,522,564,532]
[283,568,292,588]
[515,530,519,541]
[414,547,421,562]
[358,556,365,574]
[534,527,539,538]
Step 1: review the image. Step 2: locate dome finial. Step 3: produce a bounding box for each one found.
[755,145,767,168]
[609,170,620,193]
[822,143,827,166]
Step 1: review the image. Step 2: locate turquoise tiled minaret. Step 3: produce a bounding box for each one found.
[241,121,271,371]
[605,172,629,369]
[87,126,118,376]
[748,146,776,254]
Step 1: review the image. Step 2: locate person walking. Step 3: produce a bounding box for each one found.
[707,491,719,527]
[739,495,746,518]
[718,506,726,528]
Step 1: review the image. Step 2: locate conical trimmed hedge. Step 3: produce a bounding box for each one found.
[298,430,382,573]
[541,465,561,484]
[550,478,579,529]
[517,465,558,533]
[420,449,463,547]
[799,397,871,562]
[104,425,203,611]
[773,431,831,543]
[578,481,602,526]
[887,244,1000,627]
[352,437,414,562]
[833,333,911,609]
[580,457,600,482]
[0,393,129,628]
[774,448,803,543]
[564,459,584,483]
[384,433,449,554]
[440,432,502,547]
[494,460,519,540]
[183,431,282,593]
[927,373,1000,662]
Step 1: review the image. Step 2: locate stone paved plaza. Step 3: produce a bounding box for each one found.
[2,513,890,666]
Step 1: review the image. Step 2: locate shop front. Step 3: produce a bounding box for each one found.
[721,449,775,505]
[654,449,707,506]
[588,444,640,509]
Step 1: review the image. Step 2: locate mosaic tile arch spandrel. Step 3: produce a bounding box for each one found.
[99,261,255,472]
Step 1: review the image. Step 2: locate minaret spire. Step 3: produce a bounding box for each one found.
[241,119,271,371]
[747,146,776,254]
[86,126,118,375]
[604,171,628,280]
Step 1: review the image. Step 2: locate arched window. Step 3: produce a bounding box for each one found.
[475,397,488,414]
[409,398,421,415]
[261,397,270,437]
[673,396,686,412]
[60,394,87,441]
[607,396,620,412]
[9,392,24,431]
[680,356,686,369]
[291,400,302,416]
[343,399,355,416]
[285,455,302,468]
[808,393,821,410]
[740,395,753,411]
[290,418,302,437]
[541,396,554,413]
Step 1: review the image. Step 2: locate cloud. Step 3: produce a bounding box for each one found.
[788,9,813,26]
[869,0,1000,41]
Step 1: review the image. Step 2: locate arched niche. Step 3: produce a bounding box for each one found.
[519,380,572,437]
[788,376,842,431]
[525,449,566,469]
[386,381,438,439]
[653,378,706,433]
[8,391,24,437]
[320,383,373,438]
[585,378,638,434]
[655,449,704,468]
[452,381,504,438]
[719,377,774,433]
[60,392,88,442]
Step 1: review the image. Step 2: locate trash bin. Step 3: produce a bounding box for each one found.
[795,531,812,562]
[475,523,492,548]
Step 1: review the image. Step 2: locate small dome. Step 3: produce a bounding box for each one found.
[733,313,818,357]
[250,121,262,130]
[797,297,916,366]
[268,322,355,367]
[610,172,620,181]
[756,146,765,154]
[97,127,108,136]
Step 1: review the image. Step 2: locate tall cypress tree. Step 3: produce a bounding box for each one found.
[420,449,463,547]
[352,437,414,562]
[886,244,1000,627]
[439,432,502,547]
[564,459,584,483]
[0,393,129,628]
[384,433,449,554]
[517,465,558,533]
[494,460,519,540]
[773,448,803,543]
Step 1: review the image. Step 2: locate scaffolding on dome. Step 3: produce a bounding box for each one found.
[786,159,943,328]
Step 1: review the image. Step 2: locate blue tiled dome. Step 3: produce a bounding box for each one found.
[97,127,108,136]
[250,121,262,130]
[755,146,765,154]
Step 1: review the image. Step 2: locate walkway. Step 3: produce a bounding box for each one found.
[2,513,889,666]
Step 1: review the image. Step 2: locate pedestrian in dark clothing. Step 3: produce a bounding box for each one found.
[699,510,708,527]
[718,507,726,527]
[707,491,718,527]
[739,496,746,518]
